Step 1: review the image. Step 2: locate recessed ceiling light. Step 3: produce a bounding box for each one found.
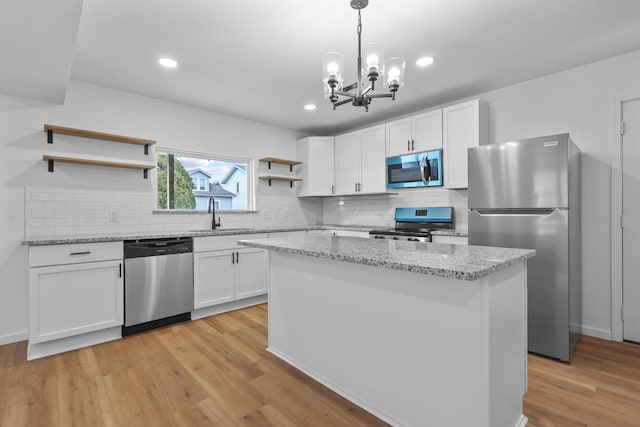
[158,57,178,68]
[416,56,434,67]
[304,104,317,111]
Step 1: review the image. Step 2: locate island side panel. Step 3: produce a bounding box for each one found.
[268,251,497,427]
[482,262,528,427]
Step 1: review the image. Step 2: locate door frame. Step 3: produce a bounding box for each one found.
[611,91,640,341]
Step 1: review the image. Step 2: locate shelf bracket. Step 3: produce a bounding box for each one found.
[47,129,53,144]
[267,161,272,169]
[144,143,149,155]
[268,178,272,186]
[289,165,293,172]
[48,159,54,172]
[143,169,148,179]
[290,180,293,188]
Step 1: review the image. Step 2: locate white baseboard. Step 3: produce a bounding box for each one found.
[516,414,529,427]
[27,326,121,361]
[0,330,28,346]
[581,325,612,340]
[191,294,267,320]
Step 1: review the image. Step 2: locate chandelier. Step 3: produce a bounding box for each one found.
[322,0,405,112]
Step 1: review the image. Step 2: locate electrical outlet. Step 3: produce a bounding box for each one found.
[109,203,120,222]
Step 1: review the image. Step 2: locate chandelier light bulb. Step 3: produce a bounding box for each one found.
[327,62,340,76]
[366,54,379,68]
[388,67,400,81]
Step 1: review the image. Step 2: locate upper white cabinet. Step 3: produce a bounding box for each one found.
[442,99,488,189]
[296,137,335,196]
[386,109,443,157]
[335,124,386,195]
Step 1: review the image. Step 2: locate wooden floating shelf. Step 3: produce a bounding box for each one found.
[259,157,303,171]
[259,175,303,188]
[44,124,156,154]
[43,155,155,179]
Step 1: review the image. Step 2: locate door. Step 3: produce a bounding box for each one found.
[386,117,412,156]
[193,250,235,308]
[335,131,360,195]
[469,208,571,361]
[235,248,269,299]
[468,134,570,209]
[29,260,123,343]
[623,97,640,342]
[413,109,443,152]
[360,125,386,193]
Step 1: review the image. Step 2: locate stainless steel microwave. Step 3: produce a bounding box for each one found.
[386,149,443,188]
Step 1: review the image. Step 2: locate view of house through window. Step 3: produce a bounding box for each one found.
[157,150,250,211]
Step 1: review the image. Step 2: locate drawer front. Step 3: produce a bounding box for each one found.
[29,241,123,267]
[431,235,468,245]
[194,233,268,252]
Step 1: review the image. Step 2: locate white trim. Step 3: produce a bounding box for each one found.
[611,91,640,342]
[190,294,267,320]
[0,330,28,346]
[27,326,121,361]
[581,325,612,341]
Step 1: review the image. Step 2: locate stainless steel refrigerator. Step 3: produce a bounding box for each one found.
[468,133,581,362]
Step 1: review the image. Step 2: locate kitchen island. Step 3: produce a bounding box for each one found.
[238,235,535,427]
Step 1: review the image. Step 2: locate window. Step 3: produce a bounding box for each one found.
[156,148,253,211]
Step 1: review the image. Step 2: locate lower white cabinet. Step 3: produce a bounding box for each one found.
[28,241,124,359]
[431,235,469,245]
[194,235,269,310]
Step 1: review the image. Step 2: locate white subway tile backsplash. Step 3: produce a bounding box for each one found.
[25,186,321,238]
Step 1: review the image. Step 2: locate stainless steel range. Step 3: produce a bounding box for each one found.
[369,207,454,242]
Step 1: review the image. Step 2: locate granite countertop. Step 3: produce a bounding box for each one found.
[22,224,466,246]
[238,235,534,281]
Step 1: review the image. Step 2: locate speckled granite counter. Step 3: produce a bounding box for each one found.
[22,224,466,246]
[238,235,534,281]
[21,224,390,246]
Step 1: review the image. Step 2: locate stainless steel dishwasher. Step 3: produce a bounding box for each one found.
[123,237,193,336]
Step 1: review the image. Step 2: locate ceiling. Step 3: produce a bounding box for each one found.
[4,1,640,135]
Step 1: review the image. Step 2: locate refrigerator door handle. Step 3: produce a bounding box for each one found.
[472,208,561,216]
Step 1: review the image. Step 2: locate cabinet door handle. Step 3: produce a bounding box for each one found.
[412,139,415,151]
[119,263,122,278]
[331,184,334,194]
[70,251,91,255]
[407,140,410,151]
[358,183,361,192]
[355,182,358,192]
[231,252,235,264]
[236,251,239,263]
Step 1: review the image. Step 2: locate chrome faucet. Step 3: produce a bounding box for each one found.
[208,196,221,230]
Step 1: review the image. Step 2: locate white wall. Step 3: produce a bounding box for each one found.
[326,48,640,339]
[0,80,321,344]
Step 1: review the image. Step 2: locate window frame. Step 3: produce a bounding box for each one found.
[154,146,256,212]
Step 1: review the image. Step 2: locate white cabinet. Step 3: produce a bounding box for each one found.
[431,235,468,245]
[443,99,488,189]
[386,109,443,156]
[296,137,335,196]
[335,124,386,195]
[28,241,124,359]
[193,234,269,310]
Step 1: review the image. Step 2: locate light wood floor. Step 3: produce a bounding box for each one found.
[0,304,639,426]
